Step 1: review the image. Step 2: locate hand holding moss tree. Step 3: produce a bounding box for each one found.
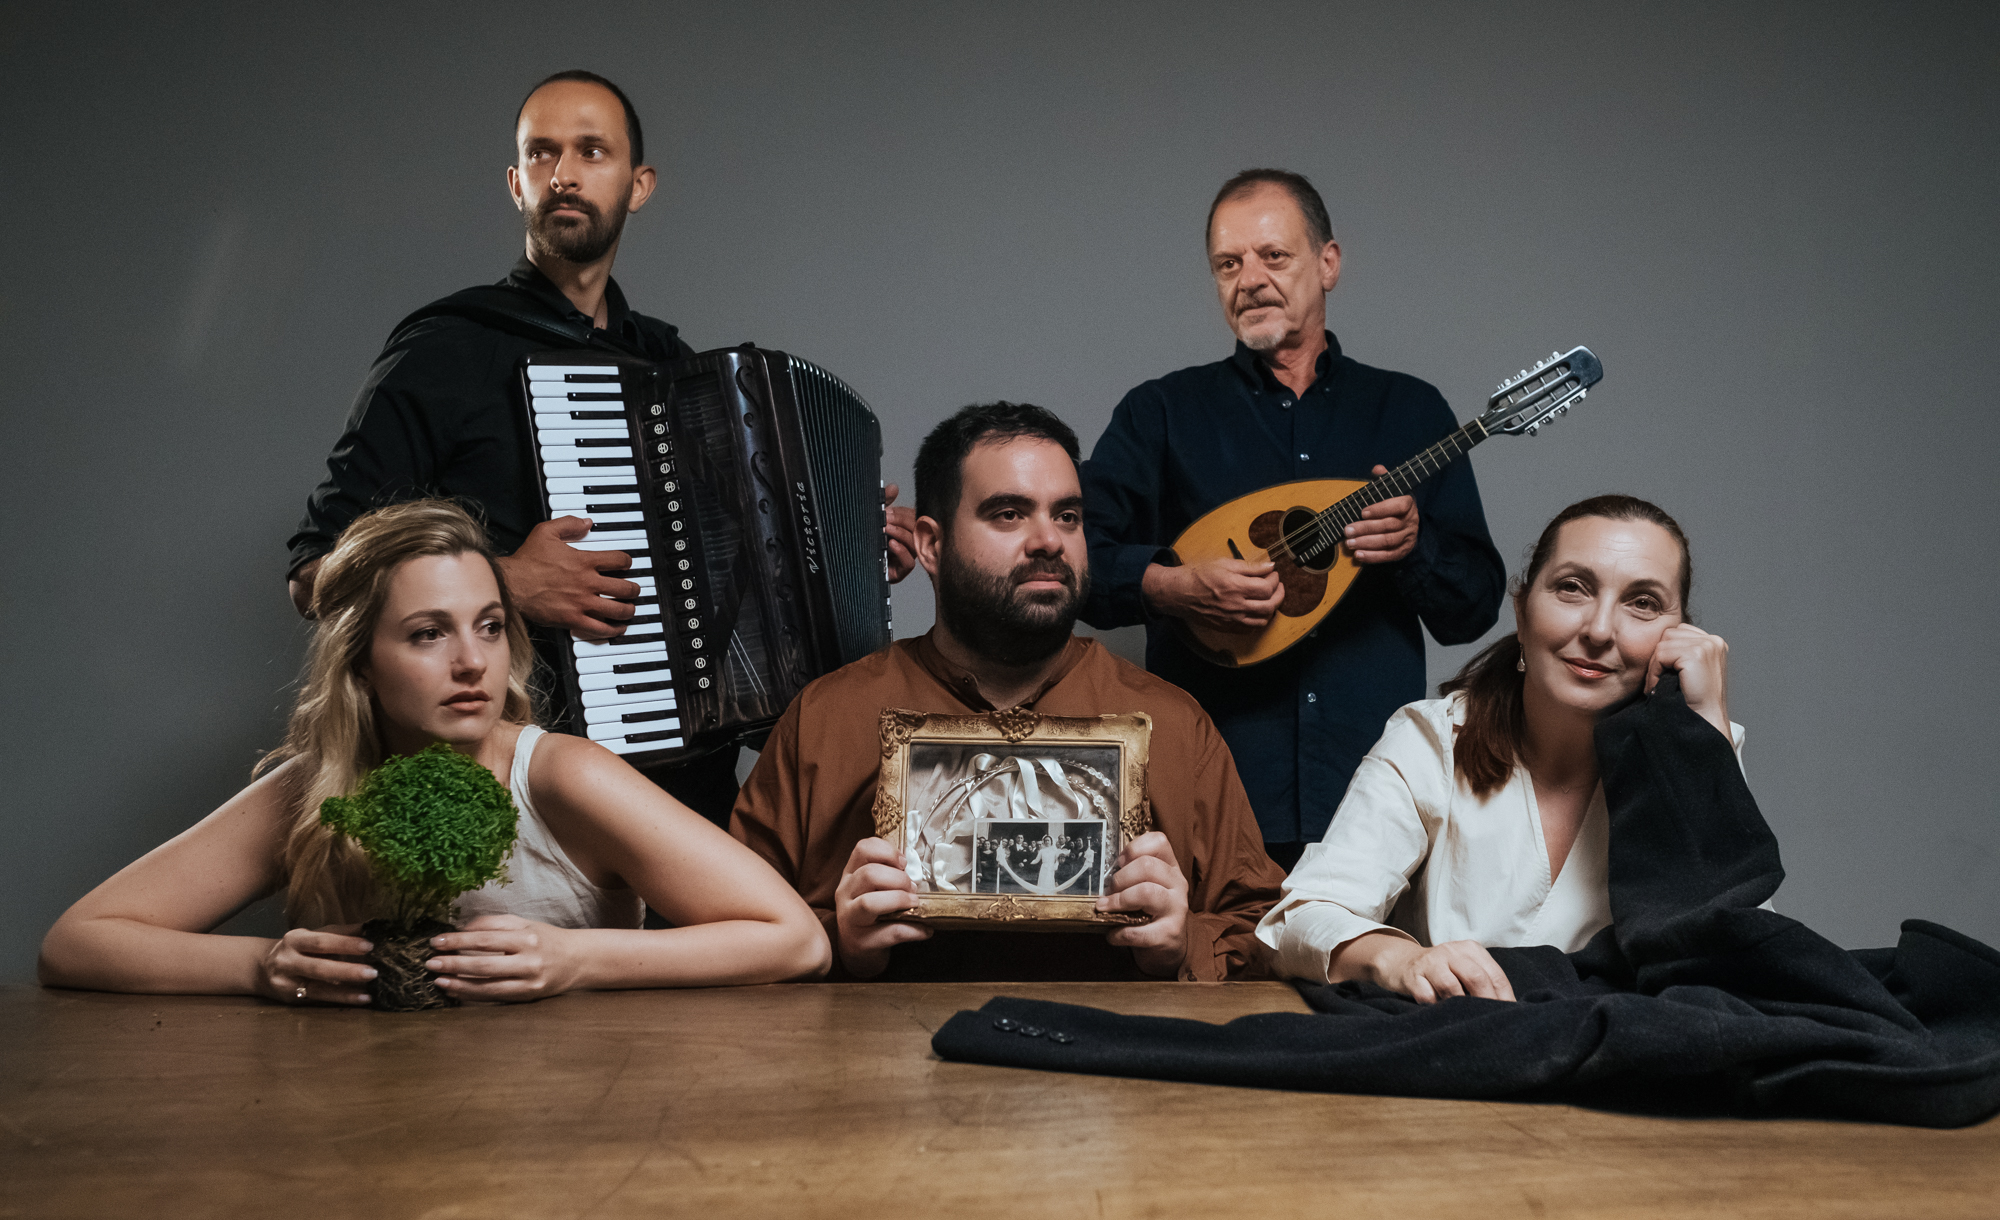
[320,741,518,1010]
[39,502,829,1003]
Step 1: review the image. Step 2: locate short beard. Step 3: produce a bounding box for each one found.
[1231,306,1287,353]
[936,546,1089,670]
[1235,324,1284,353]
[525,192,628,266]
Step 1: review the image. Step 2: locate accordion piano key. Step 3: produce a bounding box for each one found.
[522,345,887,772]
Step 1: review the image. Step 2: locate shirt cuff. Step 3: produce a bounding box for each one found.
[1098,543,1177,626]
[1389,513,1443,579]
[1264,901,1411,984]
[1179,912,1234,982]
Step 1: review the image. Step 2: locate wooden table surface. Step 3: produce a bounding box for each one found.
[3,981,1995,1219]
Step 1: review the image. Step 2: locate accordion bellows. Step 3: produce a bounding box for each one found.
[522,344,891,766]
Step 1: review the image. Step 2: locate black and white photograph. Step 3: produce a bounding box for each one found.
[900,742,1121,893]
[972,819,1109,897]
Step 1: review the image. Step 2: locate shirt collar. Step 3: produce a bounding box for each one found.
[1229,330,1343,392]
[504,255,643,343]
[910,631,1093,712]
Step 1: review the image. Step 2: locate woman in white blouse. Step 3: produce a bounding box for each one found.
[1257,495,1739,1003]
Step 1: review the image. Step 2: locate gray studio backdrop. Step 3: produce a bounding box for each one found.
[3,2,1995,981]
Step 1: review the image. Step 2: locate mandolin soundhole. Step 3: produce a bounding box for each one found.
[1248,509,1329,618]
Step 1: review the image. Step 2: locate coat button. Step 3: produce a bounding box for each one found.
[993,1018,1017,1032]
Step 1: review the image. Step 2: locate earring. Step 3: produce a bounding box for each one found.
[1516,655,1526,672]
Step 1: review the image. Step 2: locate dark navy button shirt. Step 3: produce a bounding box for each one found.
[1081,333,1506,844]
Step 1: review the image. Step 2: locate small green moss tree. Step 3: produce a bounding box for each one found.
[320,741,519,929]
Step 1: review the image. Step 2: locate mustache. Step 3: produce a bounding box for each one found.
[538,193,600,220]
[1011,559,1076,588]
[1235,291,1281,312]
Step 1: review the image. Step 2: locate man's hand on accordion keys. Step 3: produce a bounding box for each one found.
[496,516,642,642]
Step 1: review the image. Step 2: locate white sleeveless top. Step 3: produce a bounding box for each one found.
[456,726,644,929]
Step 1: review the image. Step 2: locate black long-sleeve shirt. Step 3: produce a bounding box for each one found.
[286,260,748,823]
[288,257,693,575]
[1081,333,1506,845]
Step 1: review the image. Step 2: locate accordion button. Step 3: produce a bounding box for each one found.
[666,500,680,512]
[685,617,701,630]
[671,520,684,532]
[651,423,665,435]
[698,677,711,689]
[682,598,696,611]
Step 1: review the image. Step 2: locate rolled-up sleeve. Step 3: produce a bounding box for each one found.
[729,699,840,944]
[1256,706,1447,981]
[1173,718,1286,981]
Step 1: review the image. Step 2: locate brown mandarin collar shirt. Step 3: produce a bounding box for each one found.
[730,633,1285,982]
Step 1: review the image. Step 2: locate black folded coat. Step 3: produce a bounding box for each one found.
[932,675,2000,1127]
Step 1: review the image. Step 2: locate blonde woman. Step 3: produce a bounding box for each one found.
[40,500,829,1003]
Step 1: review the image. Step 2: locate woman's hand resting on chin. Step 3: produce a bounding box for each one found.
[1646,622,1730,740]
[426,914,584,1002]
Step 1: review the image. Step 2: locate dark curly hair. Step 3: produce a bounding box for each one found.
[913,402,1080,527]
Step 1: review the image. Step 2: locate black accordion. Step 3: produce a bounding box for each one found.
[520,345,891,766]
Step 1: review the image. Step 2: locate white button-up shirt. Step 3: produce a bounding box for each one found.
[1257,695,1747,983]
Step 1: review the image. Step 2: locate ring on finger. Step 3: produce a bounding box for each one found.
[294,985,308,1001]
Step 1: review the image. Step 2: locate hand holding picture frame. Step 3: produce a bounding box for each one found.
[872,707,1154,931]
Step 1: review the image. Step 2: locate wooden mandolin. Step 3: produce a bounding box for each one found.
[1169,345,1603,667]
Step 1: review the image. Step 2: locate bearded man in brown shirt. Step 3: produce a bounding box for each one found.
[731,402,1285,982]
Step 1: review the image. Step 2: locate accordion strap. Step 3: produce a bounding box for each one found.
[389,284,660,360]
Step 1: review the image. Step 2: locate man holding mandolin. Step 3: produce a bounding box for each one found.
[1081,169,1507,871]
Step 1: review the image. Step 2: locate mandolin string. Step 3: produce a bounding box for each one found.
[1267,365,1577,560]
[1267,419,1488,561]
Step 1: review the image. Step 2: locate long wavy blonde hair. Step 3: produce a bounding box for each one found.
[257,500,538,927]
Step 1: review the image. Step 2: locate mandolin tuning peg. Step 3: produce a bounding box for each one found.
[1526,424,1540,436]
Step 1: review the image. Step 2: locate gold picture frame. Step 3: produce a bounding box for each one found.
[872,707,1154,931]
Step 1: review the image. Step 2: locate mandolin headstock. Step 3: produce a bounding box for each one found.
[1479,346,1603,437]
